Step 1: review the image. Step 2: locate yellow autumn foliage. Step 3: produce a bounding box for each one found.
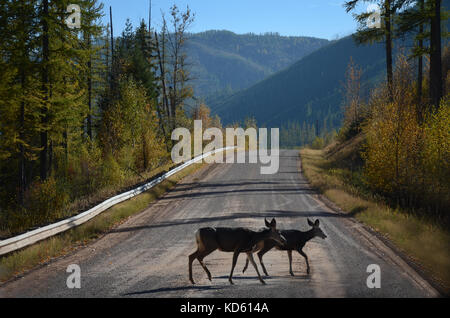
[363,57,450,213]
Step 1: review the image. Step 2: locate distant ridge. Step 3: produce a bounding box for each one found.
[186,30,329,98]
[210,35,389,129]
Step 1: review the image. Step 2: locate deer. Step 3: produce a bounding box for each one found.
[242,219,327,277]
[188,218,286,285]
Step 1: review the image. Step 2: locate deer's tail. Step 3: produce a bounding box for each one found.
[195,229,205,251]
[195,227,217,251]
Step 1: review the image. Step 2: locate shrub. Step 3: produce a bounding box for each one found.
[4,177,70,234]
[99,155,124,188]
[68,141,103,198]
[422,99,450,213]
[27,177,69,224]
[311,137,325,149]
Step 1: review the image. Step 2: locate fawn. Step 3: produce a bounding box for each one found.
[242,219,327,276]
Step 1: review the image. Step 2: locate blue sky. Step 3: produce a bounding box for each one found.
[99,0,364,40]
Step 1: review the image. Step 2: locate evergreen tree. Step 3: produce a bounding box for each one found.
[45,0,88,178]
[79,0,104,140]
[1,0,42,204]
[344,0,403,99]
[39,0,50,180]
[429,0,444,108]
[396,0,448,114]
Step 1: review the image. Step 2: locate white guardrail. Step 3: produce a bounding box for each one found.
[0,146,236,257]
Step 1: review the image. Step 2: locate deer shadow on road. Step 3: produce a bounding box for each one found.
[214,275,274,280]
[214,273,310,281]
[122,285,223,296]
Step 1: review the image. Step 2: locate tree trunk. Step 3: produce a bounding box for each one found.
[143,135,148,170]
[40,0,49,181]
[63,128,68,164]
[48,139,53,177]
[109,6,115,92]
[19,70,25,206]
[430,0,442,110]
[87,35,93,140]
[417,0,424,122]
[385,0,393,101]
[155,32,170,125]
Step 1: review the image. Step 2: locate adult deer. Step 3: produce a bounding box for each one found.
[188,218,286,285]
[242,219,327,276]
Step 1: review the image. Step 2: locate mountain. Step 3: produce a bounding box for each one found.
[208,0,450,132]
[210,35,389,129]
[186,30,329,98]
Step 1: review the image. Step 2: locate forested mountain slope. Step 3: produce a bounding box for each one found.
[186,30,329,98]
[210,35,389,129]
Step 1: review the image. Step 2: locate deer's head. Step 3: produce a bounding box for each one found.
[307,219,327,239]
[265,218,287,245]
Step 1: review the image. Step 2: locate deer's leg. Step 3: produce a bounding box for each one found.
[243,252,268,276]
[243,242,263,274]
[287,250,295,276]
[257,251,269,277]
[246,252,266,285]
[229,251,240,285]
[197,248,215,282]
[242,258,249,274]
[257,244,273,277]
[298,249,310,274]
[189,246,215,284]
[188,250,199,284]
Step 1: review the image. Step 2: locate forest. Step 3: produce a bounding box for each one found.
[0,1,218,238]
[337,0,449,220]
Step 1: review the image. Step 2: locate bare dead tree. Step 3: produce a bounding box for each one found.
[155,5,194,134]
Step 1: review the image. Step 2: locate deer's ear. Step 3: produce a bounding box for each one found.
[315,219,320,227]
[265,218,270,228]
[270,218,276,227]
[307,219,314,227]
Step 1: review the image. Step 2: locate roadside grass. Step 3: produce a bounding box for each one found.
[300,148,450,292]
[0,162,204,284]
